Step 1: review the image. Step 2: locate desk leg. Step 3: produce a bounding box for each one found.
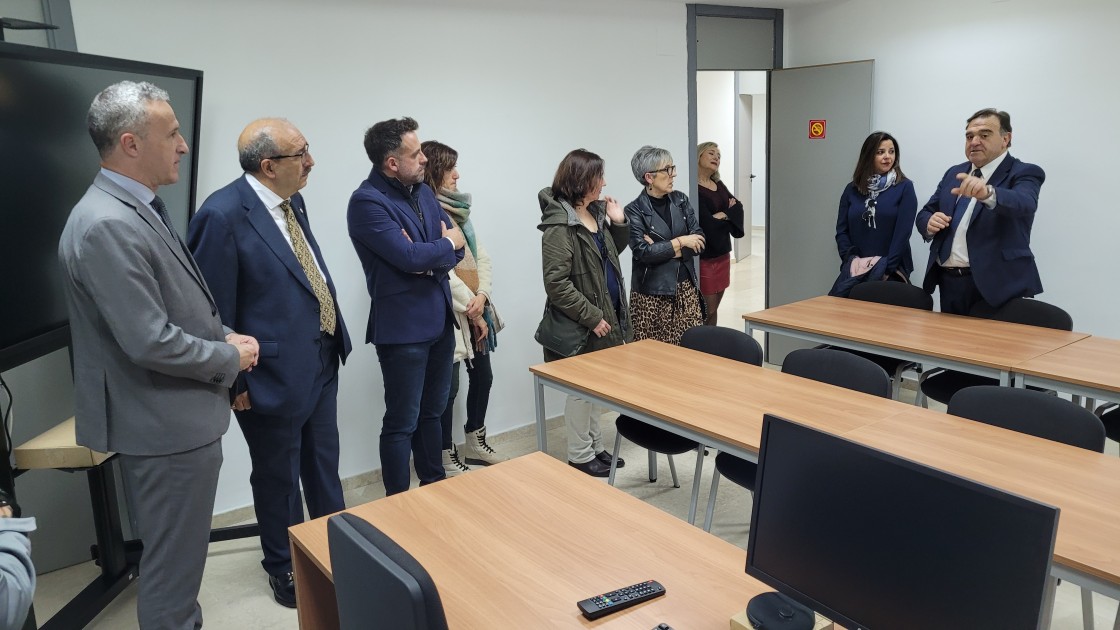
[534,375,548,453]
[292,541,339,630]
[999,370,1010,387]
[1012,373,1025,389]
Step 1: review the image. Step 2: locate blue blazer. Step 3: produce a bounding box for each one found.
[835,179,917,279]
[347,168,461,346]
[187,176,352,418]
[915,154,1045,308]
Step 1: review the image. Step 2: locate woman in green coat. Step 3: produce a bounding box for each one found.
[537,149,631,477]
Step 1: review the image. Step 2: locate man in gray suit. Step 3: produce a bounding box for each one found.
[58,81,259,630]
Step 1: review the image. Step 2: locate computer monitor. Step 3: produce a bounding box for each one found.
[327,513,449,630]
[746,414,1059,630]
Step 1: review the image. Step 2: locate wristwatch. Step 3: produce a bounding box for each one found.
[985,184,994,199]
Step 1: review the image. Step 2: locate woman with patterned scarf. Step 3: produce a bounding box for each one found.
[422,141,507,476]
[829,131,918,297]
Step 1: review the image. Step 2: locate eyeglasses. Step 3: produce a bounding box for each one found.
[648,164,677,177]
[266,144,310,162]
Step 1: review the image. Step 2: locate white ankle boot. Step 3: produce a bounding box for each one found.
[442,445,471,477]
[462,427,508,466]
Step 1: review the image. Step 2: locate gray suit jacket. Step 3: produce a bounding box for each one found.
[58,172,240,456]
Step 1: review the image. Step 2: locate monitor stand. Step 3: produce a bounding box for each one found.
[746,592,814,630]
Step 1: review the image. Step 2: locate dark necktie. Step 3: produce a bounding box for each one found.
[150,195,176,237]
[938,168,983,264]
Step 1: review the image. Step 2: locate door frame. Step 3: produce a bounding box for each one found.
[687,5,783,209]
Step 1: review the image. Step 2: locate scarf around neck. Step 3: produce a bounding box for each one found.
[438,189,477,258]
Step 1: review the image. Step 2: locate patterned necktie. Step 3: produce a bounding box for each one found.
[281,200,336,335]
[938,167,984,263]
[150,195,176,236]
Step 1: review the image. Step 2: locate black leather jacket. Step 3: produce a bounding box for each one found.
[624,190,704,296]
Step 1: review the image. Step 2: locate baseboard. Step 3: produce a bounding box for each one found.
[209,414,565,529]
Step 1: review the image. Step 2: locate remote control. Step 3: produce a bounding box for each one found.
[577,580,666,620]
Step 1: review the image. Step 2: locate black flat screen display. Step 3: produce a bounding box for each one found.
[0,42,202,372]
[747,415,1059,630]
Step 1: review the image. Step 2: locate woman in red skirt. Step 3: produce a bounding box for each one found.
[696,142,745,325]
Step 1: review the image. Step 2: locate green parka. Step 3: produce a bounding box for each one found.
[538,187,632,361]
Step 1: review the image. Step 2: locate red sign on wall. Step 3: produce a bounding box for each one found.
[809,120,827,139]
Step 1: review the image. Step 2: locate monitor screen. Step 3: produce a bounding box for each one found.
[747,415,1059,630]
[0,42,202,372]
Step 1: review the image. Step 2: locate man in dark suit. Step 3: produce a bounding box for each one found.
[916,108,1046,314]
[188,118,352,607]
[347,117,465,496]
[58,81,259,629]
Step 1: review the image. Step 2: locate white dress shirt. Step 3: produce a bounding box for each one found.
[244,174,327,282]
[942,150,1007,268]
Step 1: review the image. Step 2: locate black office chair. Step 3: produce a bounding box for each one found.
[609,326,762,525]
[328,512,450,630]
[702,348,891,532]
[1096,404,1120,444]
[917,298,1073,408]
[948,385,1105,630]
[832,281,933,399]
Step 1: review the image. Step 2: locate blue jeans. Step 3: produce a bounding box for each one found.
[375,320,453,495]
[441,352,494,449]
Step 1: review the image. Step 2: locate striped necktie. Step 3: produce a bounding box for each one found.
[938,167,983,264]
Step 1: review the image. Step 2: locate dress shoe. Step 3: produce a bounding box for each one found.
[569,457,612,477]
[596,450,625,469]
[268,571,297,608]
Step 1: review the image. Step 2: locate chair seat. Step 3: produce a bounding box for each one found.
[615,416,697,455]
[713,452,757,492]
[1101,407,1120,443]
[922,371,1047,405]
[922,371,995,404]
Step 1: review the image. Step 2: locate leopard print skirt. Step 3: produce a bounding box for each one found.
[630,280,704,346]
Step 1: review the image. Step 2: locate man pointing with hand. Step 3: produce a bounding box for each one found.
[916,108,1046,315]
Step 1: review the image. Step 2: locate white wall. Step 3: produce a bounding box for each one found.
[739,71,768,228]
[785,0,1120,335]
[697,71,736,192]
[70,0,690,514]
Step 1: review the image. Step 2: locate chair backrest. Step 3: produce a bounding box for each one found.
[968,298,1073,331]
[328,513,450,630]
[781,348,892,398]
[848,281,934,310]
[680,325,763,366]
[947,386,1106,452]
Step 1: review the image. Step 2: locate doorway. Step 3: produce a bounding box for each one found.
[688,6,781,328]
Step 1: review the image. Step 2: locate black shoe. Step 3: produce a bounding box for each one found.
[569,457,612,477]
[268,571,297,608]
[596,450,625,469]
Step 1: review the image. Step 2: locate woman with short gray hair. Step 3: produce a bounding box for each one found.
[624,146,706,345]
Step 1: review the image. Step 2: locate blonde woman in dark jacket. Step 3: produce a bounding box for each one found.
[537,149,631,477]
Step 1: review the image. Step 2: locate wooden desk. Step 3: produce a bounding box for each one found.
[846,408,1120,603]
[1012,336,1120,404]
[288,452,770,629]
[743,296,1088,385]
[528,339,908,457]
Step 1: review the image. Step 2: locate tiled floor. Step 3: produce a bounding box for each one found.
[33,231,1119,628]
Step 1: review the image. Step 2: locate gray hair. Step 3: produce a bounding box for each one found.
[630,145,672,185]
[87,81,171,159]
[238,120,288,173]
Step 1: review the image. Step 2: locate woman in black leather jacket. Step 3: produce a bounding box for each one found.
[624,145,706,345]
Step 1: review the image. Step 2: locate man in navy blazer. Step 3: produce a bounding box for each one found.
[187,119,351,607]
[916,108,1045,314]
[348,117,465,496]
